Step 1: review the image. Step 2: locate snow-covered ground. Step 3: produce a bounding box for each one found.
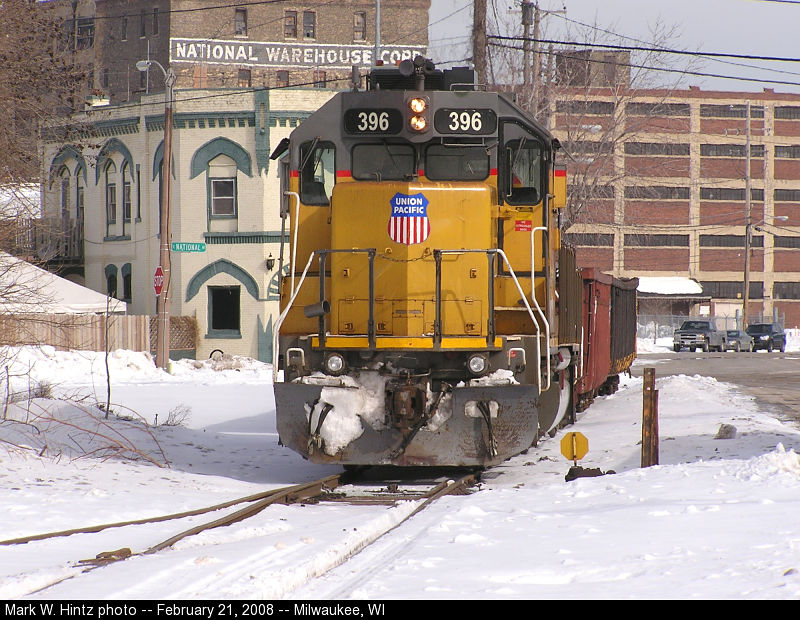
[1,344,799,600]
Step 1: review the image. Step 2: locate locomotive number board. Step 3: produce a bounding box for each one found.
[434,108,497,135]
[343,108,403,135]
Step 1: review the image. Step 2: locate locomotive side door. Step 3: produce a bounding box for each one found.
[497,119,548,294]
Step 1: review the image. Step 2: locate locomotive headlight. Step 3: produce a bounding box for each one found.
[409,115,428,131]
[324,353,346,375]
[409,97,427,113]
[467,354,488,376]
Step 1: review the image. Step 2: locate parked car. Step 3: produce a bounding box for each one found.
[745,323,786,352]
[673,320,726,352]
[725,329,754,352]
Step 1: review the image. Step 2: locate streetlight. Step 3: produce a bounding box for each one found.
[743,215,788,327]
[136,59,175,370]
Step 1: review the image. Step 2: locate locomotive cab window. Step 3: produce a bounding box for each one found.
[352,142,415,181]
[299,140,335,206]
[425,143,489,181]
[501,121,545,205]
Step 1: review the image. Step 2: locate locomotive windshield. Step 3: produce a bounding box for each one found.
[505,138,543,205]
[352,142,416,181]
[425,144,489,181]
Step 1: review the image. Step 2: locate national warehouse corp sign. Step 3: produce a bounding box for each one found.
[170,38,426,69]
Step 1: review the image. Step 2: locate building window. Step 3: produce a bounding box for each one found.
[122,162,132,222]
[139,9,146,38]
[313,70,326,88]
[235,8,247,36]
[700,234,763,248]
[101,68,109,89]
[354,12,366,40]
[700,187,764,201]
[701,281,762,299]
[775,189,800,202]
[625,142,689,156]
[140,68,147,90]
[774,236,800,249]
[555,100,614,115]
[238,69,251,87]
[774,281,800,300]
[76,18,95,50]
[701,144,764,157]
[624,186,690,200]
[105,161,117,226]
[121,16,128,41]
[276,70,289,88]
[624,234,689,247]
[211,179,236,216]
[76,183,84,223]
[700,104,765,119]
[208,286,241,336]
[303,11,316,38]
[59,169,70,221]
[106,271,118,299]
[122,264,132,303]
[775,106,800,120]
[152,9,159,36]
[284,10,297,38]
[775,145,800,159]
[626,102,689,117]
[563,233,614,246]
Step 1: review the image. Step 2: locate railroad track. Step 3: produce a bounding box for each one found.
[3,469,480,596]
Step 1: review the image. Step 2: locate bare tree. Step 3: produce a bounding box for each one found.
[0,0,88,188]
[485,9,700,227]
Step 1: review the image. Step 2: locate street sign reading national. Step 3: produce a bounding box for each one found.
[153,266,164,296]
[171,242,207,253]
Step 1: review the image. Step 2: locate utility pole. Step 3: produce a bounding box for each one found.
[522,1,533,100]
[374,0,381,65]
[472,0,487,86]
[742,101,752,328]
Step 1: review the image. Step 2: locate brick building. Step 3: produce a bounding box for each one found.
[552,85,800,328]
[40,0,430,361]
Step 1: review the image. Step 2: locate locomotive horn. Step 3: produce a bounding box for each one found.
[303,300,331,318]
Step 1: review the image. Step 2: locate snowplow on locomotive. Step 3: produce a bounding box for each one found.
[270,57,636,467]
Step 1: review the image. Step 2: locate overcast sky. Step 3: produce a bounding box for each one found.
[428,0,800,93]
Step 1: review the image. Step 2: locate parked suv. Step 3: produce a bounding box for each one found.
[746,323,786,352]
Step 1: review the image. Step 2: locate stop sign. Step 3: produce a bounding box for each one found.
[153,266,164,296]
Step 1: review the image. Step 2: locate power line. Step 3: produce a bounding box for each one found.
[488,41,800,88]
[489,35,800,65]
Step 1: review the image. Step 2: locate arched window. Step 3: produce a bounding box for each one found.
[121,263,132,303]
[121,161,132,223]
[208,154,237,217]
[58,166,71,222]
[105,264,118,299]
[105,160,117,230]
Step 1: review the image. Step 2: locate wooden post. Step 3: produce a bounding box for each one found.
[642,367,659,467]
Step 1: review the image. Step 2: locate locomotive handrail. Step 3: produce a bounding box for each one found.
[434,248,549,394]
[530,226,552,390]
[272,251,317,382]
[496,248,550,393]
[283,190,301,297]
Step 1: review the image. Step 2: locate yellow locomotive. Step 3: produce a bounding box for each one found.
[271,57,579,467]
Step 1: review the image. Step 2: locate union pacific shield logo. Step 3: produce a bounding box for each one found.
[388,192,430,245]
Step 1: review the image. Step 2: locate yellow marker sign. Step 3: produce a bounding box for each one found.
[560,432,589,462]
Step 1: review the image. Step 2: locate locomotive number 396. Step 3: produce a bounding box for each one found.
[357,111,390,132]
[448,111,482,132]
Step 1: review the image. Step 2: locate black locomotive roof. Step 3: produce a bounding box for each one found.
[367,65,476,92]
